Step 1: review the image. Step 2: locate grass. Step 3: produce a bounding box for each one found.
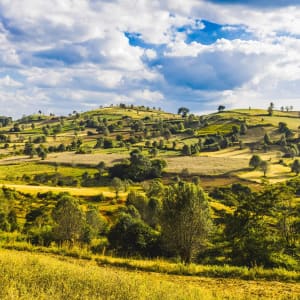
[1,183,127,198]
[44,151,128,166]
[0,247,299,299]
[238,163,295,184]
[0,162,97,182]
[165,156,249,175]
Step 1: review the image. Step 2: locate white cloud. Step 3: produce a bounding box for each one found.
[0,0,300,116]
[0,75,22,87]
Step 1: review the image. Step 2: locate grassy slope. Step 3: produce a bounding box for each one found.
[0,249,299,300]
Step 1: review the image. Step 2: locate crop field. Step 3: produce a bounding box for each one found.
[238,163,295,184]
[0,162,97,182]
[0,249,299,300]
[165,156,249,175]
[1,183,127,198]
[44,152,128,166]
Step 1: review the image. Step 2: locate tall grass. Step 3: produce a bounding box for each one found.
[95,256,300,282]
[2,241,299,283]
[0,250,230,300]
[1,249,299,300]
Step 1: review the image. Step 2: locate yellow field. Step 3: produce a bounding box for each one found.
[238,163,295,184]
[1,183,127,198]
[0,162,97,182]
[0,249,299,300]
[45,151,128,166]
[165,155,249,175]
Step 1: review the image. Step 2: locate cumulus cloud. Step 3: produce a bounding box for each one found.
[0,0,300,117]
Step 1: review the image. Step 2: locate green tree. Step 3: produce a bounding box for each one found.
[111,177,123,199]
[182,144,191,156]
[249,154,262,169]
[240,123,247,135]
[178,107,190,118]
[108,214,159,257]
[268,102,274,116]
[291,159,300,175]
[218,105,225,112]
[52,195,85,245]
[264,133,272,145]
[260,160,270,177]
[161,181,211,264]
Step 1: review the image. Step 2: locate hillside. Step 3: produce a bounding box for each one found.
[0,105,298,186]
[0,104,299,294]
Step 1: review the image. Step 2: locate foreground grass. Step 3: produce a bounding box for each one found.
[0,249,299,300]
[2,241,299,283]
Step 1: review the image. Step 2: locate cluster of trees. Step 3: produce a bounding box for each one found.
[249,154,300,177]
[109,149,167,182]
[181,123,247,156]
[1,175,299,268]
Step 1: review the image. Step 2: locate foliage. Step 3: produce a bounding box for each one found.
[161,181,211,264]
[52,195,85,244]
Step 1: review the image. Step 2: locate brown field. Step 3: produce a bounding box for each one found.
[165,156,249,175]
[44,152,128,166]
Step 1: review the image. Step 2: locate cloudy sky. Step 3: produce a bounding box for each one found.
[1,0,300,118]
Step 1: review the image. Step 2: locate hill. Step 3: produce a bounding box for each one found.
[0,104,299,290]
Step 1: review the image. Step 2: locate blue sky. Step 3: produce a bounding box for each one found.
[0,0,300,118]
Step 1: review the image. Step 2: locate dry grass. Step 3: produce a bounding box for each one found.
[1,183,127,198]
[45,152,128,166]
[165,156,248,175]
[0,249,299,300]
[238,163,295,184]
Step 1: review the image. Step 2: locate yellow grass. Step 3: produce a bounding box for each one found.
[45,152,128,166]
[238,163,295,184]
[0,249,299,300]
[1,184,127,198]
[165,156,248,175]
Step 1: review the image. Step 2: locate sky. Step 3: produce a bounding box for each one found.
[1,0,300,118]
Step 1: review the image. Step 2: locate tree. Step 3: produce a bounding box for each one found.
[268,102,274,116]
[291,159,300,175]
[108,214,159,257]
[111,177,123,199]
[52,195,85,245]
[260,160,270,177]
[264,133,272,145]
[177,107,189,118]
[161,181,211,264]
[240,123,247,135]
[182,144,191,156]
[249,154,262,169]
[218,105,225,112]
[84,206,108,242]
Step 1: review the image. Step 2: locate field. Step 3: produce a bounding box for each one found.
[0,249,299,300]
[165,155,249,175]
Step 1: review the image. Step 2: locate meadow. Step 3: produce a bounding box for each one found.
[0,249,299,300]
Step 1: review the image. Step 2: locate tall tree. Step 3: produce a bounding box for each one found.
[161,181,211,264]
[291,159,300,175]
[52,195,85,245]
[249,154,262,169]
[177,107,189,118]
[218,105,225,112]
